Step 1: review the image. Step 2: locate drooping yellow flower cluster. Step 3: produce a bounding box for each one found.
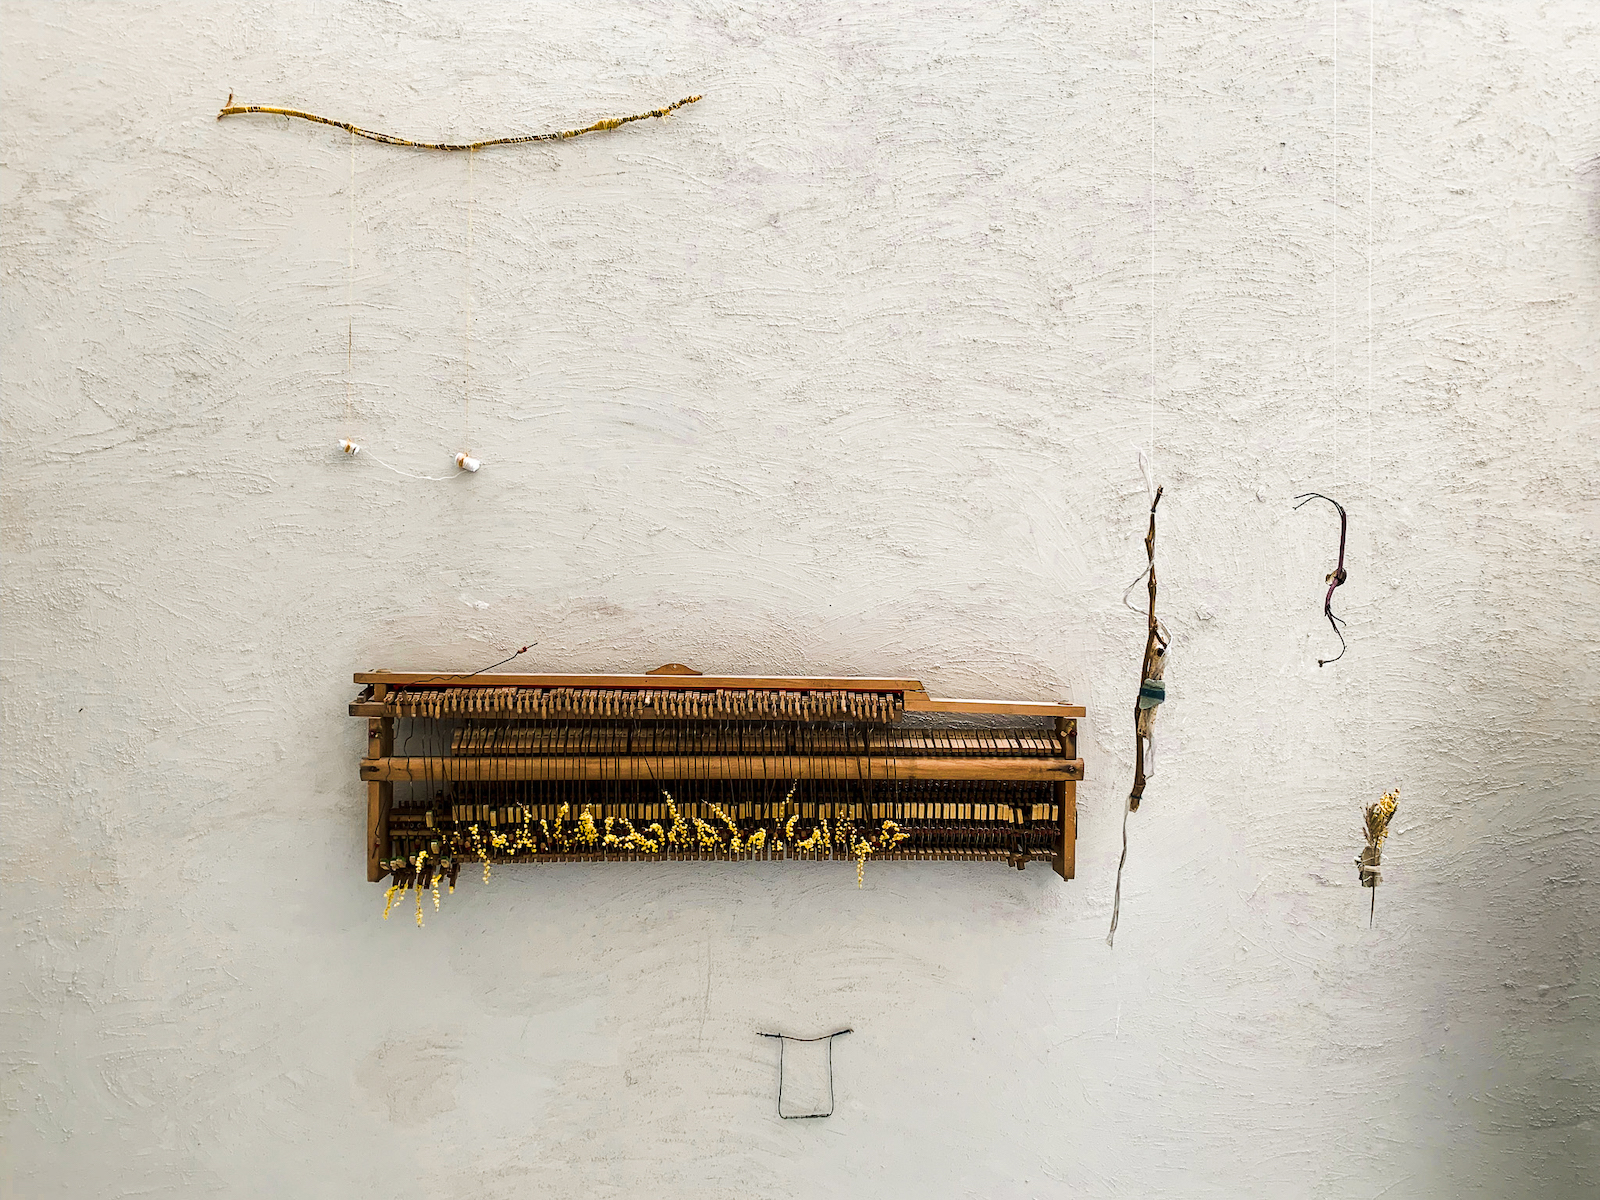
[381,783,917,924]
[708,802,743,853]
[603,815,668,853]
[785,814,909,887]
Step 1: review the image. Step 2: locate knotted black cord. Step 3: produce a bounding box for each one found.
[756,1029,853,1119]
[1294,492,1349,666]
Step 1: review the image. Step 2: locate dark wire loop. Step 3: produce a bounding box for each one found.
[756,1029,853,1119]
[463,644,538,677]
[380,642,541,694]
[1294,492,1349,666]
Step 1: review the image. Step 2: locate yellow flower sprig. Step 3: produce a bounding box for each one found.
[1358,788,1399,886]
[413,849,430,926]
[465,823,493,884]
[381,788,923,926]
[796,818,831,855]
[577,806,599,848]
[708,802,744,854]
[635,817,668,852]
[513,811,539,857]
[603,815,655,853]
[661,792,692,848]
[1363,789,1399,857]
[852,835,871,886]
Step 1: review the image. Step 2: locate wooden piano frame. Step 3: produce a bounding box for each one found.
[355,668,1084,884]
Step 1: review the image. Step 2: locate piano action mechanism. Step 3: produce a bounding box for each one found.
[355,665,1084,890]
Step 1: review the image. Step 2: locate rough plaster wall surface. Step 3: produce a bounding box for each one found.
[2,1,1597,1196]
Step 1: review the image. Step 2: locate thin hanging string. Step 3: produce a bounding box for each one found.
[1120,451,1159,614]
[1111,1,1159,950]
[465,147,475,452]
[346,127,356,425]
[1108,802,1130,945]
[362,452,454,482]
[1367,0,1377,885]
[337,130,461,483]
[1332,0,1339,470]
[1149,0,1157,478]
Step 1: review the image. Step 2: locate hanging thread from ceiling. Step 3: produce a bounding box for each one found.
[464,148,475,462]
[1108,1,1167,950]
[266,93,704,479]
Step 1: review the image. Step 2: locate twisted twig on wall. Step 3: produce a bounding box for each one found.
[1108,486,1168,948]
[1129,487,1167,811]
[216,93,702,150]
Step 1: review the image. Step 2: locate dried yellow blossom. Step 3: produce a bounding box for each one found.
[708,802,743,853]
[1364,788,1399,854]
[1357,788,1400,890]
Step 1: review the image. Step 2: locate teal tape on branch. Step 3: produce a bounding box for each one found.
[1138,679,1165,708]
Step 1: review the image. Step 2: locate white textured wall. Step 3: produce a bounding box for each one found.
[3,2,1597,1196]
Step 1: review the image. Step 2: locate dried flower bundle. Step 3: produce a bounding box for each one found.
[1356,788,1399,926]
[379,789,913,925]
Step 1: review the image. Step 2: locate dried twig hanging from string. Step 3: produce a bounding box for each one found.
[1356,788,1398,927]
[216,92,702,150]
[1109,485,1168,947]
[1293,492,1349,666]
[1129,487,1167,811]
